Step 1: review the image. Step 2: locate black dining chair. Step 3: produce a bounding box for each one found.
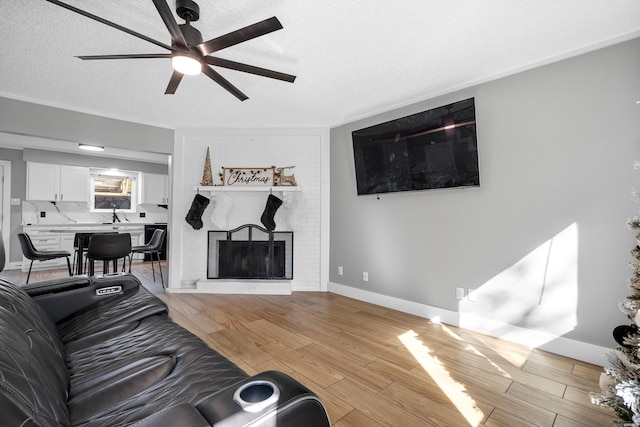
[72,232,92,275]
[130,229,165,287]
[17,233,72,284]
[86,233,131,276]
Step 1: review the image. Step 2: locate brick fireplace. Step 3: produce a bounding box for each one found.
[170,128,329,294]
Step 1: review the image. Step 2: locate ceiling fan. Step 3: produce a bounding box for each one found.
[44,0,296,101]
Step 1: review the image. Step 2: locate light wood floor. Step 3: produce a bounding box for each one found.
[3,263,615,426]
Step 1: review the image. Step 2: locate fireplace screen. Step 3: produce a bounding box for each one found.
[207,224,293,280]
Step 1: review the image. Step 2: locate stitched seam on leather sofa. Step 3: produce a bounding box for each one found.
[0,381,49,426]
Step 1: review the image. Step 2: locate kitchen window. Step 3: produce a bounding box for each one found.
[90,169,139,212]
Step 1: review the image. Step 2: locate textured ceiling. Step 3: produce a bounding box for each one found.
[1,0,639,129]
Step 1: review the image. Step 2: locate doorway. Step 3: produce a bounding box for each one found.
[0,160,11,259]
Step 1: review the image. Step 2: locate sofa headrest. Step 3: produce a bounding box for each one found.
[0,280,70,426]
[0,279,64,357]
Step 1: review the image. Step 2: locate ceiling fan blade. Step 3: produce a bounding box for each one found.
[43,0,173,51]
[77,54,171,60]
[165,71,184,94]
[198,17,283,55]
[151,0,189,49]
[202,66,248,101]
[204,57,296,83]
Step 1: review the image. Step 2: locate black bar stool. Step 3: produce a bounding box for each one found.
[72,232,93,275]
[17,233,72,284]
[86,233,131,276]
[130,229,166,287]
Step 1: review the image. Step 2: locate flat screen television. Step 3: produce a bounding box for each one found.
[352,97,479,195]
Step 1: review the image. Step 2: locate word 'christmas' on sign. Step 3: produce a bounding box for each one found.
[223,168,275,186]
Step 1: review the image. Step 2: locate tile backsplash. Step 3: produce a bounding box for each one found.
[22,201,167,225]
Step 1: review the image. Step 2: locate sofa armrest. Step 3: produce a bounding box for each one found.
[197,371,330,427]
[22,275,92,297]
[30,272,142,323]
[133,371,330,427]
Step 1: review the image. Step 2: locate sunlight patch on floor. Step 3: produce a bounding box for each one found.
[440,324,512,379]
[439,322,463,341]
[398,330,484,426]
[463,332,534,368]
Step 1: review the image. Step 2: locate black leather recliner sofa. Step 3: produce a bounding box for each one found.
[0,272,330,426]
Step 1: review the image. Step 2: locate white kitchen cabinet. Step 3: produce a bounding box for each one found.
[142,173,169,204]
[27,162,90,202]
[59,166,90,202]
[60,232,75,255]
[26,163,58,201]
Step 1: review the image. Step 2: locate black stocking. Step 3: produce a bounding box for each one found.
[260,194,283,231]
[185,194,210,230]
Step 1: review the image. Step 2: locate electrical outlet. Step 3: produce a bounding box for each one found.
[139,212,146,218]
[362,271,369,281]
[467,288,477,302]
[40,211,46,218]
[10,198,20,205]
[456,287,466,300]
[338,266,343,275]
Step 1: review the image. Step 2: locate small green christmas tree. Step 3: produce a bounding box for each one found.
[591,217,640,425]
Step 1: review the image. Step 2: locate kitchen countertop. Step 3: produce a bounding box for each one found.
[24,222,165,226]
[22,223,164,231]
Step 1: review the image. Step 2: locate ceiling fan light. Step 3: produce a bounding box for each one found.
[172,53,202,75]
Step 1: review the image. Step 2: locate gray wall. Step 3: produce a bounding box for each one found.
[330,38,640,348]
[0,98,173,154]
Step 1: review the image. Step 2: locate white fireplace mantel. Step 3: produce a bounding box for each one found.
[195,186,301,192]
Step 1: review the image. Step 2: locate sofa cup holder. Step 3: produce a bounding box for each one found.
[233,380,280,413]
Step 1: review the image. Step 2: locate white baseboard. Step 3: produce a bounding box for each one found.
[328,281,613,366]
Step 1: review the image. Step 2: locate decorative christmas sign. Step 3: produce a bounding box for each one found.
[222,167,275,186]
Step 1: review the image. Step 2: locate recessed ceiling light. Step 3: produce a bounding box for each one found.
[79,143,104,152]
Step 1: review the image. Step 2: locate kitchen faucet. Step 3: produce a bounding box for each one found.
[112,205,121,223]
